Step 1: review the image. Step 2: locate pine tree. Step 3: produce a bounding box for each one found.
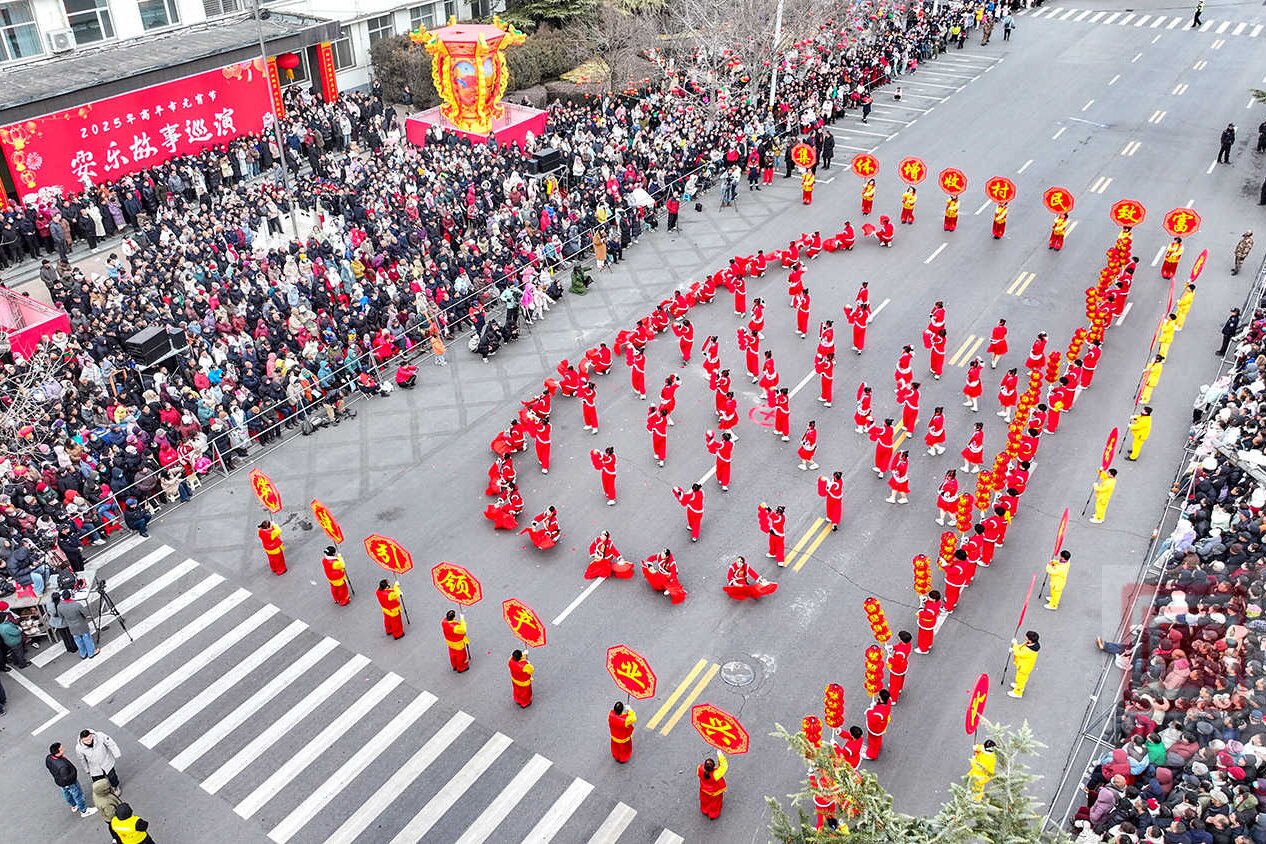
[767,721,1071,844]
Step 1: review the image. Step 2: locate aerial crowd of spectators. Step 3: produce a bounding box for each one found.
[1072,299,1266,843]
[0,3,994,605]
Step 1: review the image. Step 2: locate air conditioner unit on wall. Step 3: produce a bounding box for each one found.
[47,28,76,53]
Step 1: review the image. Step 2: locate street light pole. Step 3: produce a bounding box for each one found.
[768,0,784,114]
[251,0,301,240]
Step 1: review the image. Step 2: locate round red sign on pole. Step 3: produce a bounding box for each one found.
[965,672,989,735]
[790,142,817,169]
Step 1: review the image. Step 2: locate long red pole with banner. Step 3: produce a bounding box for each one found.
[999,573,1037,687]
[1082,427,1118,515]
[1038,507,1070,600]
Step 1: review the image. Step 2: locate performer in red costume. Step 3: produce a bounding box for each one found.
[590,447,617,505]
[817,471,844,531]
[864,690,892,759]
[586,531,633,579]
[723,556,778,600]
[705,430,734,491]
[916,591,942,653]
[642,549,687,604]
[986,318,1008,369]
[673,483,705,541]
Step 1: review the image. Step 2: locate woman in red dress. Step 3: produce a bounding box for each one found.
[698,753,729,818]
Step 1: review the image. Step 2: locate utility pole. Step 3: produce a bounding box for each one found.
[768,0,784,113]
[251,0,301,240]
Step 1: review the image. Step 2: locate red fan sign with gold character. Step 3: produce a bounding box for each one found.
[502,598,547,648]
[605,644,657,700]
[363,534,414,574]
[431,561,483,606]
[937,167,967,196]
[1053,507,1070,558]
[1101,427,1119,473]
[309,499,344,545]
[1108,199,1147,228]
[965,672,989,735]
[691,703,750,754]
[984,176,1017,204]
[249,468,282,513]
[790,142,817,169]
[1042,186,1075,214]
[1189,248,1208,282]
[898,156,928,184]
[1163,207,1201,238]
[851,153,879,178]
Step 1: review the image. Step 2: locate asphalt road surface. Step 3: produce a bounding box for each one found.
[8,1,1266,841]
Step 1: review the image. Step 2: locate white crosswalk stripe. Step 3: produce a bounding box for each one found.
[36,544,678,843]
[1016,7,1263,36]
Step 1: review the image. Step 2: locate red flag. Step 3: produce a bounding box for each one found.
[965,672,989,735]
[1101,427,1119,472]
[1015,573,1037,633]
[1052,508,1070,558]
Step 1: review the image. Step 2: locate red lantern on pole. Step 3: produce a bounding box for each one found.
[863,596,892,643]
[955,494,974,533]
[823,683,846,729]
[863,645,885,697]
[912,554,932,597]
[802,714,823,749]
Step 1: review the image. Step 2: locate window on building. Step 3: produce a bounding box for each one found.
[137,0,179,30]
[0,1,42,62]
[470,0,489,18]
[63,0,114,44]
[331,36,354,70]
[407,3,436,31]
[201,0,241,18]
[366,13,395,45]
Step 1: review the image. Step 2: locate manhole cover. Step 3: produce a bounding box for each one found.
[721,660,755,687]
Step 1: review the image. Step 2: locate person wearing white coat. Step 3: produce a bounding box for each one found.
[75,728,122,788]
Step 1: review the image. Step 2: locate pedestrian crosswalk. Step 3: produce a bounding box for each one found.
[1018,6,1266,37]
[30,539,678,843]
[827,53,1002,155]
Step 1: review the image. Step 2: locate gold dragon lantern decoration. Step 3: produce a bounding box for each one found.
[409,16,526,136]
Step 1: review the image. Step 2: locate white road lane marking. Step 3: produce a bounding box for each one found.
[1117,302,1134,325]
[552,576,607,625]
[1081,98,1095,111]
[925,242,949,264]
[455,754,553,844]
[1206,160,1218,175]
[7,670,70,736]
[1017,159,1034,174]
[1052,126,1067,140]
[975,199,991,215]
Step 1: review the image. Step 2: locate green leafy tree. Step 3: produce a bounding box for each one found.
[504,0,601,29]
[767,720,1068,844]
[368,35,438,107]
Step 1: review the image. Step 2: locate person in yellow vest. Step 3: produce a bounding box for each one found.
[801,169,815,205]
[1160,236,1184,280]
[1127,406,1153,461]
[1157,313,1179,358]
[1174,283,1197,331]
[900,186,917,224]
[968,739,997,800]
[944,196,960,231]
[1045,550,1071,610]
[442,609,470,672]
[991,202,1008,239]
[861,178,876,215]
[1049,213,1070,250]
[1139,354,1164,404]
[109,802,154,843]
[1007,630,1040,698]
[1090,468,1117,524]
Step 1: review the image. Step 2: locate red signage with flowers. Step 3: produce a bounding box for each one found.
[0,61,275,198]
